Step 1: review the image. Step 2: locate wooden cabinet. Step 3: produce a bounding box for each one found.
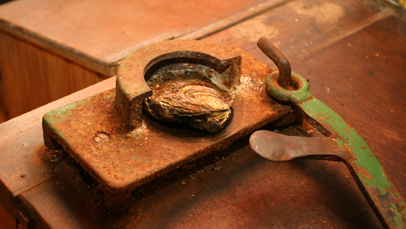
[0,0,271,120]
[0,205,14,229]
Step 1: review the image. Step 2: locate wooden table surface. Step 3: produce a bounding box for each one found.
[0,0,284,120]
[0,0,405,228]
[0,0,281,75]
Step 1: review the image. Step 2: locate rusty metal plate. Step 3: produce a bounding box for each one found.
[42,46,290,208]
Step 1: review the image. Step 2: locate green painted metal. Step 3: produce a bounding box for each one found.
[266,71,406,228]
[265,72,312,104]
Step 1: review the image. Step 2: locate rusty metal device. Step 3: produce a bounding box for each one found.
[42,39,291,210]
[250,37,406,229]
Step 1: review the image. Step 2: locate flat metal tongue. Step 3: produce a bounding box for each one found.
[249,130,349,161]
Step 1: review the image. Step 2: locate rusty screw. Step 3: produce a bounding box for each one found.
[257,37,291,88]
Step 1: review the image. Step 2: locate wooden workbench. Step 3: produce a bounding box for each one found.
[1,0,405,228]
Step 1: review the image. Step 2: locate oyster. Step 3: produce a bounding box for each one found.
[143,67,234,133]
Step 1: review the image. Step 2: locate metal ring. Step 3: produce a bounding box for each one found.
[265,71,312,104]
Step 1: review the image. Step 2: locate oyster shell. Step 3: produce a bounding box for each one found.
[143,68,233,133]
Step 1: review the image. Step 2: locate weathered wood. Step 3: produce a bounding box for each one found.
[0,78,114,226]
[0,0,278,76]
[203,0,393,69]
[19,143,383,228]
[206,0,406,198]
[19,178,96,229]
[0,106,6,123]
[0,0,280,121]
[205,0,406,223]
[180,0,291,40]
[0,76,115,217]
[0,32,107,119]
[291,15,406,197]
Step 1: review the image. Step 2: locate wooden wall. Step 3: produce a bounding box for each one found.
[0,204,14,229]
[0,32,107,121]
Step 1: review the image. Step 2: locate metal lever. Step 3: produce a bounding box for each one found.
[257,37,291,89]
[251,37,406,229]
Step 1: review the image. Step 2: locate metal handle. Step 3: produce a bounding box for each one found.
[257,37,291,88]
[253,38,406,229]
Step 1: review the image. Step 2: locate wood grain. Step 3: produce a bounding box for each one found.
[291,15,406,196]
[203,0,392,70]
[0,204,14,229]
[0,32,107,119]
[204,0,406,223]
[19,143,382,228]
[205,0,406,198]
[0,107,6,123]
[0,0,284,121]
[0,75,5,123]
[0,76,115,219]
[0,0,278,76]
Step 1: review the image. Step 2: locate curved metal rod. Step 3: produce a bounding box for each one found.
[257,37,291,88]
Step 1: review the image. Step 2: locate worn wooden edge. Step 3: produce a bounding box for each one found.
[0,0,290,77]
[0,182,16,223]
[0,77,116,226]
[290,7,394,63]
[111,0,293,69]
[0,77,116,198]
[0,182,30,229]
[16,138,385,229]
[0,22,181,77]
[18,178,87,229]
[0,21,118,76]
[0,204,15,229]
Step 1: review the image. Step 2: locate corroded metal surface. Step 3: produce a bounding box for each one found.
[42,43,290,210]
[116,40,241,130]
[250,130,351,161]
[257,37,291,88]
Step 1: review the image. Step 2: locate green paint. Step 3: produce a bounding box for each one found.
[299,99,395,192]
[42,116,64,139]
[267,71,406,227]
[44,99,88,124]
[390,203,405,228]
[266,72,313,104]
[131,155,151,163]
[116,60,127,75]
[103,93,114,99]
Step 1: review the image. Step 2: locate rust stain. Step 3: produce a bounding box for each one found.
[356,167,374,180]
[116,39,241,130]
